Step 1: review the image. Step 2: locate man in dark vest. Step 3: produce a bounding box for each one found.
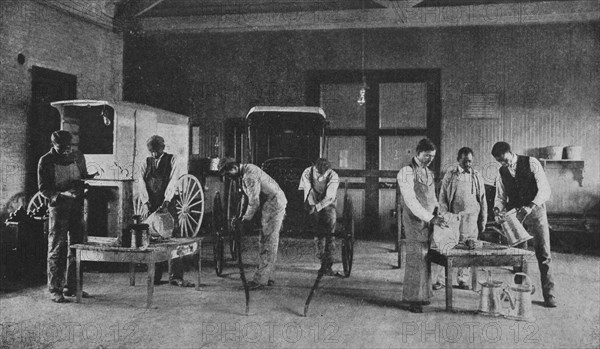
[492,141,556,308]
[299,158,340,276]
[138,135,193,287]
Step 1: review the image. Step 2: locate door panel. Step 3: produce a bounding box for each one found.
[320,83,365,129]
[379,135,424,171]
[379,83,427,128]
[326,136,366,170]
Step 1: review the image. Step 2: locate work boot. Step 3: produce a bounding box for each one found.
[544,295,557,308]
[50,292,67,303]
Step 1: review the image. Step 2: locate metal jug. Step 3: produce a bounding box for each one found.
[478,270,512,316]
[504,272,536,322]
[496,209,533,246]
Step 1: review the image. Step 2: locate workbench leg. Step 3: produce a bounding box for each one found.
[445,260,453,312]
[471,268,478,292]
[196,249,201,291]
[167,259,172,285]
[76,249,82,303]
[147,263,155,308]
[398,240,405,269]
[129,263,136,286]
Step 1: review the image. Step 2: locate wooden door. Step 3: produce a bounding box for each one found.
[307,70,441,239]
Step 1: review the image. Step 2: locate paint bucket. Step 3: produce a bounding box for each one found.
[542,146,564,160]
[564,145,582,160]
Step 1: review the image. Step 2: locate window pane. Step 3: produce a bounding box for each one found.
[379,136,424,170]
[321,83,365,129]
[327,136,365,170]
[379,188,397,236]
[379,83,427,128]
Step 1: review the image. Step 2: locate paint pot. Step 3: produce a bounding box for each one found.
[564,145,582,160]
[497,209,533,246]
[504,273,536,322]
[542,146,564,160]
[130,215,150,248]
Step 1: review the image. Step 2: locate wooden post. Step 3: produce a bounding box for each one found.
[445,259,453,312]
[196,242,202,291]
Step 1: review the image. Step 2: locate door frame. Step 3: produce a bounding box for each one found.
[27,66,77,194]
[305,69,441,238]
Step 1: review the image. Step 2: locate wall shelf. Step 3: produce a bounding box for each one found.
[540,159,584,187]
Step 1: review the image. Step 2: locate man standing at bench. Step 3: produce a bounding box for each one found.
[299,158,340,276]
[397,138,447,313]
[218,157,287,290]
[492,141,556,308]
[138,135,193,287]
[433,147,487,290]
[38,130,95,303]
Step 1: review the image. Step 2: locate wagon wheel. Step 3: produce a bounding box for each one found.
[341,187,355,277]
[226,178,246,260]
[213,192,225,276]
[27,192,49,220]
[133,196,149,220]
[175,174,205,237]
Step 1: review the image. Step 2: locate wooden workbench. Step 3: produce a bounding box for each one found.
[71,237,202,308]
[428,242,535,312]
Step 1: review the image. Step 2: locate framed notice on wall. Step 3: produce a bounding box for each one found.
[462,93,501,119]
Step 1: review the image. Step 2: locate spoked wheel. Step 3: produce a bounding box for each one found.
[213,192,225,276]
[226,178,246,260]
[27,192,49,220]
[175,174,205,237]
[341,187,355,277]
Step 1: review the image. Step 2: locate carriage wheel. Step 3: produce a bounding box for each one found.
[213,192,226,276]
[175,174,205,237]
[227,178,246,260]
[27,192,49,220]
[341,193,355,277]
[133,196,149,220]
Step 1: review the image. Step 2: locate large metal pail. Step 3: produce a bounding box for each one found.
[499,209,533,246]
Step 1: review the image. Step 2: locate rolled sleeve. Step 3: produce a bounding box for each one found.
[529,157,551,206]
[316,171,339,212]
[163,155,184,203]
[137,160,149,204]
[438,172,451,215]
[397,166,434,223]
[242,176,261,221]
[494,174,507,212]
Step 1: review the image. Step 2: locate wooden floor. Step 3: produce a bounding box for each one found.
[1,237,598,349]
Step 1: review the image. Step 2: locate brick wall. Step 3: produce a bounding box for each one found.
[0,0,123,219]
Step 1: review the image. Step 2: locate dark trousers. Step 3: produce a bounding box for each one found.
[310,206,337,268]
[153,201,184,283]
[47,203,83,294]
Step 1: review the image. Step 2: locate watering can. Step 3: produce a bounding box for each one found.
[504,272,536,322]
[477,270,512,316]
[494,208,533,246]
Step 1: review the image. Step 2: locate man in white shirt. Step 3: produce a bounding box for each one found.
[299,158,340,276]
[137,135,193,287]
[492,141,556,308]
[218,157,287,290]
[397,138,447,313]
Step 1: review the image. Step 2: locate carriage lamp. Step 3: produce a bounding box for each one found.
[100,105,111,126]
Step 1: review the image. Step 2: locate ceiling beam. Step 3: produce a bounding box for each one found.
[136,1,599,34]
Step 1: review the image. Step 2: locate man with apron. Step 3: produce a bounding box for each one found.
[137,135,193,287]
[434,147,487,289]
[397,138,446,313]
[299,158,340,276]
[38,131,95,303]
[218,157,287,290]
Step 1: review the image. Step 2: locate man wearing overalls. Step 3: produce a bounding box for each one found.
[397,138,446,313]
[38,130,94,303]
[218,158,287,290]
[299,158,340,276]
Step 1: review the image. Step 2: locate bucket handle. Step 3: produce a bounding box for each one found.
[501,288,515,311]
[514,272,535,295]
